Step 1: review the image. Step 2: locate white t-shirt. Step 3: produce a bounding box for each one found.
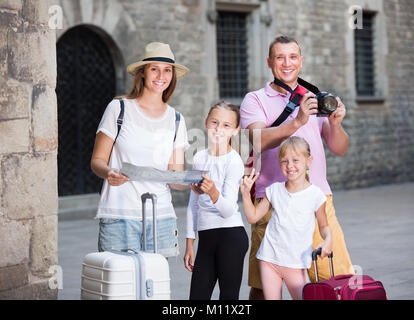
[186,149,245,239]
[256,182,326,269]
[96,98,189,220]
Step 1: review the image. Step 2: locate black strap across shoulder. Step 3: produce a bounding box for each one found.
[115,99,181,143]
[115,99,125,142]
[173,111,181,143]
[270,77,320,127]
[271,85,304,127]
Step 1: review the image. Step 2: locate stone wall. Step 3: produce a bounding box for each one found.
[0,0,58,299]
[379,0,414,186]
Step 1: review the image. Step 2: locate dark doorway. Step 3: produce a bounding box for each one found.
[56,26,116,196]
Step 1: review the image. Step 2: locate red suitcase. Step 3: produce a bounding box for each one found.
[302,249,387,300]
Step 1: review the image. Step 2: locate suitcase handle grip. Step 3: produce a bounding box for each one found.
[121,249,138,254]
[312,248,333,260]
[141,192,158,253]
[312,248,334,282]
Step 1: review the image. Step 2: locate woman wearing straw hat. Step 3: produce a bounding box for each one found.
[91,42,190,257]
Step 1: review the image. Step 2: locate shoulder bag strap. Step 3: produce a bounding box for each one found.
[173,110,180,143]
[114,99,125,142]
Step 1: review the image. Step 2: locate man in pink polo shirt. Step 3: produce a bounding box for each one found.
[241,36,354,300]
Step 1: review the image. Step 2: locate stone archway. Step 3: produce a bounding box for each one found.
[56,25,117,196]
[55,23,124,219]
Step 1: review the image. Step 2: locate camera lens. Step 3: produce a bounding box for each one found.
[317,92,337,115]
[321,95,337,112]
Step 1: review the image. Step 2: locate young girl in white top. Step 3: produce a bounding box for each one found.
[185,101,249,300]
[241,136,333,300]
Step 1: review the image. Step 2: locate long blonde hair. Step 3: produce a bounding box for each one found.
[278,136,311,181]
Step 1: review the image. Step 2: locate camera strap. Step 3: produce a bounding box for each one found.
[270,77,321,127]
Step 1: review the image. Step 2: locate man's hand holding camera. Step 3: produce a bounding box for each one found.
[295,92,318,127]
[294,92,346,128]
[328,96,346,127]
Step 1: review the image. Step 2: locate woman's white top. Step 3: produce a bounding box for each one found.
[186,149,245,239]
[96,98,189,220]
[256,182,326,269]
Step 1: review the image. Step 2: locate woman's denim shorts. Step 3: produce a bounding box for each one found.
[98,216,179,258]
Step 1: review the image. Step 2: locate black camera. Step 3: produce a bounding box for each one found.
[314,92,338,117]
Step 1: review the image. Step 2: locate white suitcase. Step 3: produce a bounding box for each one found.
[81,193,171,300]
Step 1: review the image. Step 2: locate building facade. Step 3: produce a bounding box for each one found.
[54,0,414,199]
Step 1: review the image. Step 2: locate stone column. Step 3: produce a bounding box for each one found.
[0,0,58,299]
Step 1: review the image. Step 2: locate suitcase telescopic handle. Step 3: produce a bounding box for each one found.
[141,192,158,253]
[312,248,334,282]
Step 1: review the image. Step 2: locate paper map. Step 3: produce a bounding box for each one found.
[120,162,207,184]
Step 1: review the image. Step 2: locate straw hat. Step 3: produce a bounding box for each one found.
[126,42,189,78]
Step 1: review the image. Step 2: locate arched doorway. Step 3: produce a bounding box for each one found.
[56,25,117,196]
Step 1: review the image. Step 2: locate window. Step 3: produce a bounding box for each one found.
[354,11,376,96]
[216,11,249,99]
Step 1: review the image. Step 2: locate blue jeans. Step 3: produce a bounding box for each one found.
[98,217,179,257]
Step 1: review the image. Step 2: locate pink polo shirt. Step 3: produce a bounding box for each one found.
[240,82,332,197]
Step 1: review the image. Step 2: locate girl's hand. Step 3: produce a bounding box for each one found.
[184,244,195,272]
[240,168,260,196]
[107,169,130,186]
[316,241,332,259]
[190,182,204,195]
[199,175,219,200]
